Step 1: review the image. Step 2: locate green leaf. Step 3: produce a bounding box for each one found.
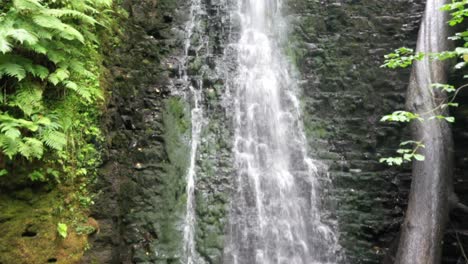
[48,68,70,85]
[400,140,419,146]
[396,149,412,154]
[43,9,97,25]
[21,137,44,159]
[29,170,45,181]
[445,116,455,123]
[57,223,68,238]
[13,0,43,10]
[403,154,413,161]
[0,135,19,158]
[0,63,26,80]
[380,157,404,166]
[455,47,468,55]
[32,15,85,43]
[0,32,13,53]
[455,61,466,69]
[41,130,67,151]
[0,169,8,177]
[431,83,456,93]
[381,111,422,122]
[3,127,21,139]
[7,29,38,45]
[413,154,425,161]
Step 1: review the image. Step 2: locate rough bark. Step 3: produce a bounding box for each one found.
[394,0,454,263]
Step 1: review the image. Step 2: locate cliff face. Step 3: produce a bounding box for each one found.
[83,0,191,262]
[285,1,424,263]
[86,0,426,263]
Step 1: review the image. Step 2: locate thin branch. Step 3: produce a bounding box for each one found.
[456,202,468,214]
[451,222,468,263]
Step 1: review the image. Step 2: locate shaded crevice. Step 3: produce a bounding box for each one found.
[21,231,37,237]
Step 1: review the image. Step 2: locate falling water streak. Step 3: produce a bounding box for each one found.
[180,0,205,263]
[223,0,342,263]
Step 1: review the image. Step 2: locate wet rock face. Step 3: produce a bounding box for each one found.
[83,0,193,263]
[85,0,234,263]
[284,0,424,263]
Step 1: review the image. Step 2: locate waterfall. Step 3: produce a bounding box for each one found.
[223,0,341,263]
[180,0,206,263]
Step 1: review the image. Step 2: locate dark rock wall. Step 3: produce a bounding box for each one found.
[84,0,234,263]
[83,0,193,263]
[284,0,424,263]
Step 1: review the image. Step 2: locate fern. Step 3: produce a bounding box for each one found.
[2,126,21,139]
[13,0,43,10]
[0,63,26,80]
[19,137,44,159]
[0,54,49,81]
[0,135,20,158]
[48,68,70,85]
[41,129,67,151]
[43,9,97,25]
[10,84,44,116]
[7,28,38,45]
[0,0,118,179]
[32,15,85,43]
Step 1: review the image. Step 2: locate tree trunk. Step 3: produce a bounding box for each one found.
[395,0,454,263]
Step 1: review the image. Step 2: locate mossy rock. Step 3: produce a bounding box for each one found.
[0,190,88,264]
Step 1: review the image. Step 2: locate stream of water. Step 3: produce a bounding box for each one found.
[181,0,341,263]
[223,0,341,263]
[181,0,205,263]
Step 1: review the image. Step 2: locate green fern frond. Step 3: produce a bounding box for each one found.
[0,63,26,80]
[42,9,97,24]
[48,67,70,85]
[0,54,49,81]
[67,60,87,75]
[0,35,13,54]
[24,41,48,54]
[0,114,39,132]
[64,81,95,101]
[97,0,113,7]
[59,24,85,43]
[0,26,38,53]
[19,137,44,159]
[46,48,67,64]
[0,135,20,158]
[41,129,67,151]
[30,65,49,80]
[10,84,44,116]
[7,28,38,45]
[13,0,43,10]
[32,15,85,43]
[1,126,21,139]
[33,115,54,127]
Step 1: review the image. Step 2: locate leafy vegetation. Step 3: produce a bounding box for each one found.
[0,0,116,181]
[0,2,124,257]
[380,0,468,166]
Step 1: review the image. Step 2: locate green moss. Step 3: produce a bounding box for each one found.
[148,96,191,258]
[304,117,329,140]
[0,189,88,264]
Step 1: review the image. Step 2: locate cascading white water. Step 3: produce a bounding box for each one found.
[180,0,205,263]
[223,0,341,263]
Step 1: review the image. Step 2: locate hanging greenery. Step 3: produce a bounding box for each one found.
[0,0,116,180]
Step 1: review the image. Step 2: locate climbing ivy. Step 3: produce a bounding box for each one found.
[380,0,468,166]
[0,0,116,180]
